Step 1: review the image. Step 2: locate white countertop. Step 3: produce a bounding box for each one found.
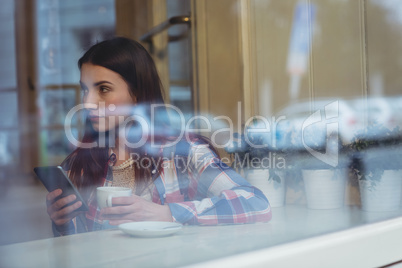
[1,205,402,267]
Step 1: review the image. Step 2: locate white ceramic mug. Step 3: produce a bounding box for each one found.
[96,187,132,209]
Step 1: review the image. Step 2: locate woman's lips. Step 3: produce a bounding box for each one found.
[88,116,103,122]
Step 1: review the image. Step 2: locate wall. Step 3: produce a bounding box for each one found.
[246,0,402,116]
[192,0,244,155]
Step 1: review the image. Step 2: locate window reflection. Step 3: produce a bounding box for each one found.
[36,0,115,165]
[1,2,402,267]
[0,0,19,173]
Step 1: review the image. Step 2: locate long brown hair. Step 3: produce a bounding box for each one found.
[63,37,166,194]
[63,37,218,195]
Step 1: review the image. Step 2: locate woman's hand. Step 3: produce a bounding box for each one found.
[99,195,173,225]
[46,189,83,227]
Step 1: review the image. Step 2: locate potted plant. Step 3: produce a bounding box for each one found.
[295,131,350,210]
[349,123,402,212]
[225,121,290,208]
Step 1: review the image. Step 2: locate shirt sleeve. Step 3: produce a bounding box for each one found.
[52,220,76,237]
[167,141,272,225]
[52,214,90,237]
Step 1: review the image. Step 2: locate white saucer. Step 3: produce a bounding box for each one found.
[118,221,183,238]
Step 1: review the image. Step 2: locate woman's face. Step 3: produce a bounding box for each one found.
[80,63,136,132]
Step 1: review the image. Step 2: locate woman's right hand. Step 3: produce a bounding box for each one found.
[46,189,83,227]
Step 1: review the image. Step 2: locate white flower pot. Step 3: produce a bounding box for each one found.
[359,170,402,212]
[302,169,346,209]
[246,169,286,207]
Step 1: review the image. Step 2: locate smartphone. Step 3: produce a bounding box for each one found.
[34,166,88,211]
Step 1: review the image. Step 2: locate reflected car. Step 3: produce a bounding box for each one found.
[350,97,399,131]
[271,99,362,151]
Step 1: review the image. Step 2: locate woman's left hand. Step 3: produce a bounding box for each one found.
[99,195,173,225]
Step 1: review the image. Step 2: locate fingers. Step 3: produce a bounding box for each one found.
[99,195,159,222]
[51,202,83,225]
[46,189,63,205]
[101,212,141,223]
[47,194,82,226]
[101,203,135,215]
[49,201,82,226]
[52,210,82,226]
[46,189,85,227]
[59,201,82,216]
[111,195,138,205]
[108,220,132,226]
[99,200,139,222]
[47,194,77,215]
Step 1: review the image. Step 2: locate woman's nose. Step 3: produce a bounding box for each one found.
[83,90,99,110]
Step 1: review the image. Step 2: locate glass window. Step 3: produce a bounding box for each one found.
[0,0,17,91]
[166,0,192,119]
[242,0,402,247]
[0,0,18,169]
[0,92,18,128]
[2,1,402,266]
[35,0,115,165]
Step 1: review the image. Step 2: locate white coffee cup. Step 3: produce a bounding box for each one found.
[96,187,132,209]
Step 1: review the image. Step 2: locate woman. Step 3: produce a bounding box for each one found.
[46,37,271,236]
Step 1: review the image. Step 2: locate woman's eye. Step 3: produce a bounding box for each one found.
[100,86,110,93]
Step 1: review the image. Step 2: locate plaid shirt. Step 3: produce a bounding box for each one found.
[53,139,272,236]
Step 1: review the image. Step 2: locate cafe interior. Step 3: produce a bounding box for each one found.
[1,0,402,267]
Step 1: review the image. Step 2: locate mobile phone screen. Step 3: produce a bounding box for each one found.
[34,166,88,211]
